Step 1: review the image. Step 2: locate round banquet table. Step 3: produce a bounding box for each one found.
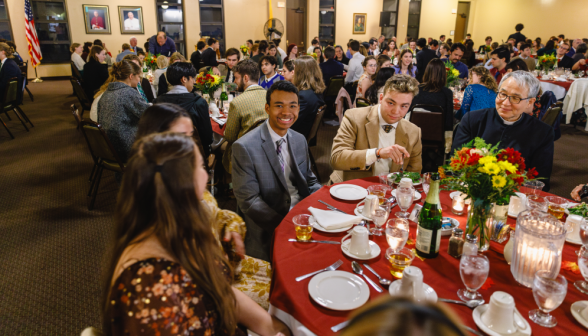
[210,117,226,136]
[269,177,587,335]
[539,79,573,100]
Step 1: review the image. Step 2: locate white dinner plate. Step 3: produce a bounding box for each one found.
[341,240,381,260]
[330,184,368,201]
[308,271,370,311]
[309,215,353,233]
[391,189,422,202]
[388,280,438,302]
[472,304,532,336]
[571,301,588,330]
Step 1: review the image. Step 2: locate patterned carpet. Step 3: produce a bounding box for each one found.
[0,80,585,335]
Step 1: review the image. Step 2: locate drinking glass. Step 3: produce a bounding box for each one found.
[371,202,392,236]
[575,246,588,295]
[527,195,548,212]
[378,173,391,187]
[545,196,567,220]
[579,70,585,78]
[396,185,415,219]
[581,223,588,247]
[422,173,431,195]
[458,254,489,302]
[386,247,415,278]
[529,270,567,327]
[368,184,391,205]
[386,218,410,251]
[293,214,313,241]
[522,181,545,196]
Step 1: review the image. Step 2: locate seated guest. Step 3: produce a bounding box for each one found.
[455,66,498,120]
[512,43,536,72]
[409,40,417,56]
[273,38,287,60]
[105,132,290,335]
[505,58,529,73]
[153,62,212,158]
[376,55,392,71]
[232,81,321,261]
[438,43,450,61]
[384,40,400,59]
[356,56,377,101]
[365,67,396,105]
[554,42,575,69]
[250,43,260,61]
[152,55,169,94]
[122,54,151,103]
[313,46,324,63]
[368,38,380,56]
[252,40,268,63]
[268,43,283,68]
[330,74,423,183]
[572,51,588,72]
[447,43,468,79]
[148,31,176,57]
[282,60,295,82]
[572,43,587,63]
[222,59,268,174]
[97,60,149,162]
[452,71,553,191]
[489,47,510,83]
[478,36,493,54]
[91,39,113,66]
[463,40,476,68]
[70,43,85,72]
[157,52,186,96]
[137,51,146,63]
[320,46,344,87]
[567,38,582,58]
[415,38,438,82]
[128,36,143,54]
[291,56,325,138]
[82,45,109,100]
[225,47,240,83]
[334,45,350,65]
[259,55,284,89]
[345,40,366,84]
[81,42,92,61]
[190,40,206,71]
[89,74,115,122]
[536,39,556,57]
[307,38,320,54]
[0,42,22,101]
[115,43,136,62]
[392,49,417,78]
[283,43,298,63]
[201,38,221,74]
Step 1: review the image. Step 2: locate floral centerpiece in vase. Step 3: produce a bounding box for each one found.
[240,45,250,59]
[310,53,318,60]
[441,138,538,251]
[194,69,224,104]
[538,54,556,73]
[444,61,461,87]
[143,53,159,71]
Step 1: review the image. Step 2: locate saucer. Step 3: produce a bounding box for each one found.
[341,240,381,260]
[388,280,438,303]
[472,304,532,336]
[566,234,583,245]
[392,189,422,201]
[354,205,388,220]
[571,301,588,329]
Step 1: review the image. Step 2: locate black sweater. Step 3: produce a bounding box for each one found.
[410,86,454,131]
[82,58,109,100]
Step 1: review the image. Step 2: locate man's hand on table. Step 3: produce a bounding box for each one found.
[378,145,410,165]
[571,184,586,202]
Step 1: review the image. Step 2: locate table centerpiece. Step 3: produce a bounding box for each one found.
[444,61,461,87]
[194,69,224,104]
[143,53,159,71]
[538,54,557,73]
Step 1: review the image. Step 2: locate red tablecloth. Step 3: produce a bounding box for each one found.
[210,117,226,136]
[539,79,573,91]
[270,177,586,335]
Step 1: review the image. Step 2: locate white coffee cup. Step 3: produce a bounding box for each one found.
[399,266,425,302]
[481,291,517,334]
[508,196,525,216]
[566,215,585,241]
[342,226,371,257]
[355,195,379,219]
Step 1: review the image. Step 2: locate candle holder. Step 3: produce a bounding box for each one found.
[451,196,466,215]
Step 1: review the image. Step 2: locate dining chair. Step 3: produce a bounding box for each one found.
[70,78,92,118]
[324,75,344,113]
[408,105,445,173]
[20,61,33,102]
[306,105,326,182]
[141,78,155,102]
[71,103,82,130]
[3,77,32,133]
[355,97,371,107]
[70,61,83,83]
[79,120,126,210]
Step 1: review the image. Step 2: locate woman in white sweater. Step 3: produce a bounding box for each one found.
[70,43,85,72]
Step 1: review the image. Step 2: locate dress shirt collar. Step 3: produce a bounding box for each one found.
[266,120,287,144]
[352,52,364,60]
[168,85,189,94]
[264,72,279,83]
[378,105,399,128]
[1,58,7,66]
[497,110,523,125]
[245,84,260,92]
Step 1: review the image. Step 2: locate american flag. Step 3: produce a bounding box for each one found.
[24,0,42,67]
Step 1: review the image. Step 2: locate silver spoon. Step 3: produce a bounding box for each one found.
[438,298,484,309]
[351,261,383,292]
[362,263,392,286]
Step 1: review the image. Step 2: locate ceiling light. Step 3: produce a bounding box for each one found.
[162,1,169,9]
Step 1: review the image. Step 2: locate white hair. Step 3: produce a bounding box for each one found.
[499,70,540,98]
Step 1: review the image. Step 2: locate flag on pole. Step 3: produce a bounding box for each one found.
[24,0,42,68]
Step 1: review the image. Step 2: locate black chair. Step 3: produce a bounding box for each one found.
[20,61,33,102]
[2,77,32,134]
[541,102,563,127]
[70,61,83,83]
[355,97,371,107]
[71,103,82,130]
[79,120,126,210]
[408,104,445,173]
[141,78,155,102]
[323,75,344,114]
[70,78,92,118]
[306,105,326,182]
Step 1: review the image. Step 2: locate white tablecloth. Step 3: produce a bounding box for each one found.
[539,81,567,100]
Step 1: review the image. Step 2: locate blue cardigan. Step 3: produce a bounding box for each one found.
[455,84,497,120]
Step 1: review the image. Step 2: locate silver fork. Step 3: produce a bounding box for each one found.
[295,260,343,281]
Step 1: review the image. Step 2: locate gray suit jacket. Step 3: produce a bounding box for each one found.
[232,122,321,262]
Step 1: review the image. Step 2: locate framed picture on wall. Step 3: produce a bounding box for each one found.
[118,6,144,34]
[353,13,367,34]
[83,5,111,34]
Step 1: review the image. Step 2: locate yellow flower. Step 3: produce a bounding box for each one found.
[497,160,517,173]
[479,156,497,165]
[484,162,501,175]
[492,175,507,188]
[452,69,460,77]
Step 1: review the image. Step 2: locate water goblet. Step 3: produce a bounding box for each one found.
[457,254,489,302]
[371,201,392,236]
[529,270,567,327]
[579,70,585,78]
[385,218,410,252]
[527,195,548,212]
[575,246,588,295]
[581,222,588,247]
[522,180,545,196]
[396,185,415,219]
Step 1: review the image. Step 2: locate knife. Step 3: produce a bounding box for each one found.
[288,239,341,245]
[318,200,348,214]
[331,320,349,332]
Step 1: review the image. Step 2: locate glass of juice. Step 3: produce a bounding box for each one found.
[293,214,313,241]
[386,247,415,278]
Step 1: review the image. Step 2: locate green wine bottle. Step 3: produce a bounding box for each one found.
[220,83,228,107]
[415,172,443,258]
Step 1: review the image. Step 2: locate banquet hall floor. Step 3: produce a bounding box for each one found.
[0,80,586,335]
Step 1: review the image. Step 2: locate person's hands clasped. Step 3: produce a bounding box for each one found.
[571,184,586,202]
[378,145,410,165]
[223,230,245,259]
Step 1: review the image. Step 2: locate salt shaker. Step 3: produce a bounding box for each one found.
[462,234,478,256]
[448,228,464,258]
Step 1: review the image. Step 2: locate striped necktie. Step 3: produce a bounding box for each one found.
[276,139,285,172]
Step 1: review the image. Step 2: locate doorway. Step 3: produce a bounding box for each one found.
[454,2,470,42]
[286,0,306,54]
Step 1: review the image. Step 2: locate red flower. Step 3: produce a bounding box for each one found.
[526,167,539,179]
[467,153,481,165]
[542,59,546,62]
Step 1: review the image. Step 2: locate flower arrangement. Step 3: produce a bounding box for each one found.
[310,52,318,60]
[483,45,492,53]
[240,45,249,55]
[194,68,224,95]
[538,54,557,71]
[442,138,539,250]
[143,53,158,71]
[444,61,461,87]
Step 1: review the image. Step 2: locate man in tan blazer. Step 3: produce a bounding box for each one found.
[330,74,422,183]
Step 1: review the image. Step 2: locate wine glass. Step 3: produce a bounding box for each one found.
[385,218,410,252]
[579,70,585,78]
[529,270,567,328]
[370,201,391,236]
[457,254,489,302]
[575,246,588,295]
[395,185,415,219]
[527,195,548,212]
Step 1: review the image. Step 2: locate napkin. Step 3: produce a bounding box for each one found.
[212,116,226,126]
[308,207,362,230]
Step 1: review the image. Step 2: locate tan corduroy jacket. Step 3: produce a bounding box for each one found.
[330,105,423,183]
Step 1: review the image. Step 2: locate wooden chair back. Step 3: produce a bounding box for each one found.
[79,120,125,172]
[70,78,92,114]
[541,102,563,127]
[409,104,445,143]
[307,105,326,145]
[70,61,83,82]
[19,61,28,79]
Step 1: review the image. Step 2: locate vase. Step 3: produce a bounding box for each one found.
[465,198,494,252]
[493,203,509,223]
[202,93,211,105]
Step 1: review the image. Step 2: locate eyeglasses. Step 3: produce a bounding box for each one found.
[497,92,532,104]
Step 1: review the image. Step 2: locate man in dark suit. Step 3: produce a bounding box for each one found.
[507,23,527,45]
[224,47,240,83]
[319,46,343,87]
[201,38,221,76]
[232,81,321,262]
[555,42,575,69]
[190,41,206,72]
[0,43,22,104]
[415,38,438,82]
[129,37,143,54]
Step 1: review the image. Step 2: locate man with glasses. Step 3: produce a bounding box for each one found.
[452,71,554,191]
[555,42,575,69]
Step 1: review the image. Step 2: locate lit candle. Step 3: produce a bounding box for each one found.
[452,197,465,215]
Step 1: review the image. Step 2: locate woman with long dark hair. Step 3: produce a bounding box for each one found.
[392,49,416,77]
[313,46,324,63]
[291,56,325,138]
[82,45,109,100]
[537,39,556,57]
[334,45,349,65]
[365,67,396,105]
[283,43,298,63]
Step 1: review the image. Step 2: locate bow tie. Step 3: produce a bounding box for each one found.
[382,125,395,133]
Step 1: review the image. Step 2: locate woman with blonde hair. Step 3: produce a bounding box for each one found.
[291,55,325,138]
[455,66,498,120]
[70,42,85,71]
[152,55,169,93]
[82,45,109,100]
[170,51,186,63]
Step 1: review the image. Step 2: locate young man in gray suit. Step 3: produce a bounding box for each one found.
[232,81,322,262]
